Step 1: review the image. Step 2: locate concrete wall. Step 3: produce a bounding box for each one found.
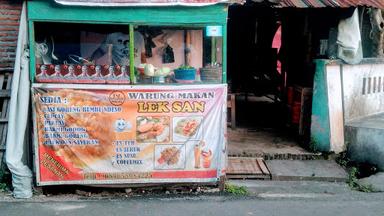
[311,59,384,154]
[342,63,384,122]
[311,60,344,153]
[0,0,22,72]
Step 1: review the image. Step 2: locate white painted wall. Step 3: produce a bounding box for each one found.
[342,63,384,122]
[326,65,345,153]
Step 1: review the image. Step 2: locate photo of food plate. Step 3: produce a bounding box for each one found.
[154,144,186,170]
[172,116,203,143]
[136,116,170,143]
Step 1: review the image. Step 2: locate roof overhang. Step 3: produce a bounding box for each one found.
[252,0,384,8]
[54,0,229,7]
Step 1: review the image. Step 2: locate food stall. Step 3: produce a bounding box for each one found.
[29,0,228,185]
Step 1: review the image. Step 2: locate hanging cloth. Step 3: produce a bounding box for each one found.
[6,1,33,199]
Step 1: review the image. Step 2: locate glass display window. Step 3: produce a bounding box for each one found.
[34,22,132,84]
[33,23,224,85]
[134,25,223,84]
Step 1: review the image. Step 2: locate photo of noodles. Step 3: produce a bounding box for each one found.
[174,117,202,137]
[136,116,170,143]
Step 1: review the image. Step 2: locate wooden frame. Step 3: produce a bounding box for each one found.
[27,0,228,84]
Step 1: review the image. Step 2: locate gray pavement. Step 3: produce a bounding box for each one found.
[1,180,384,216]
[265,160,348,182]
[359,172,384,192]
[1,193,384,216]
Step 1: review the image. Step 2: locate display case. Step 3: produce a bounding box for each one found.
[29,0,228,186]
[30,3,227,85]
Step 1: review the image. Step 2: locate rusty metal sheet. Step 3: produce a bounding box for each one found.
[54,0,229,7]
[271,0,384,8]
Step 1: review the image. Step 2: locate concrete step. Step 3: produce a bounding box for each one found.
[265,160,348,182]
[345,113,384,171]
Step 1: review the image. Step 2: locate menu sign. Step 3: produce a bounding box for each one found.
[32,84,227,185]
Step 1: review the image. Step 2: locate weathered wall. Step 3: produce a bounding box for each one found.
[311,60,345,153]
[342,63,384,122]
[311,59,384,154]
[0,0,22,72]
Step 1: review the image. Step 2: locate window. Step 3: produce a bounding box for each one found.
[33,23,223,84]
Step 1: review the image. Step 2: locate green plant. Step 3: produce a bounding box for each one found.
[335,151,350,168]
[309,138,318,152]
[0,182,7,192]
[176,65,195,70]
[347,167,374,192]
[224,183,248,195]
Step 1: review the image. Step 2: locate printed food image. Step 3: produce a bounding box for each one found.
[157,147,180,165]
[174,117,201,137]
[136,116,170,143]
[34,89,116,168]
[154,144,186,170]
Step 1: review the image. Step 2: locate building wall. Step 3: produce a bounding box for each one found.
[343,63,384,122]
[0,0,22,72]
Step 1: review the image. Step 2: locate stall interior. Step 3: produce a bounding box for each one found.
[227,3,355,156]
[33,22,223,85]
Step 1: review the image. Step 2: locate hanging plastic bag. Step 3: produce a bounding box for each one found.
[162,44,175,64]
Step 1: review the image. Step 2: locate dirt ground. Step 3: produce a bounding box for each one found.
[228,95,318,159]
[228,128,318,159]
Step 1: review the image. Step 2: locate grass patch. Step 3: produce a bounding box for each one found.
[224,183,248,196]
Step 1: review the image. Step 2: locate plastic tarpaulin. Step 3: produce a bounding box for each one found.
[32,84,227,185]
[5,2,33,199]
[337,8,363,65]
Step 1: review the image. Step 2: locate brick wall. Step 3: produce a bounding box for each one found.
[0,0,22,72]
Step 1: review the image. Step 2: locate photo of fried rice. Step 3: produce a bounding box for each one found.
[136,116,170,143]
[157,147,180,165]
[174,117,202,137]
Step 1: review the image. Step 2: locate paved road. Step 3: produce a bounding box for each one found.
[1,195,384,216]
[1,180,384,216]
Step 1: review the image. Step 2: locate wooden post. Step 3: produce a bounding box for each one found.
[219,175,226,192]
[184,30,192,66]
[129,24,135,83]
[211,37,216,64]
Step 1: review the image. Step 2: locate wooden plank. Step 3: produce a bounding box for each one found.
[227,157,266,175]
[0,74,6,148]
[0,75,4,91]
[0,73,12,147]
[0,90,11,97]
[230,94,236,129]
[256,158,270,175]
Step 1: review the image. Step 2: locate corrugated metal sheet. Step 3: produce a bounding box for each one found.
[0,0,22,72]
[275,0,384,8]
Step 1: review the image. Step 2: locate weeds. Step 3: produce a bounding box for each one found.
[0,182,7,192]
[347,167,374,192]
[224,183,248,196]
[0,167,11,192]
[336,152,375,192]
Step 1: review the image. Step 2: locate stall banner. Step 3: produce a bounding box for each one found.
[32,84,227,185]
[55,0,228,6]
